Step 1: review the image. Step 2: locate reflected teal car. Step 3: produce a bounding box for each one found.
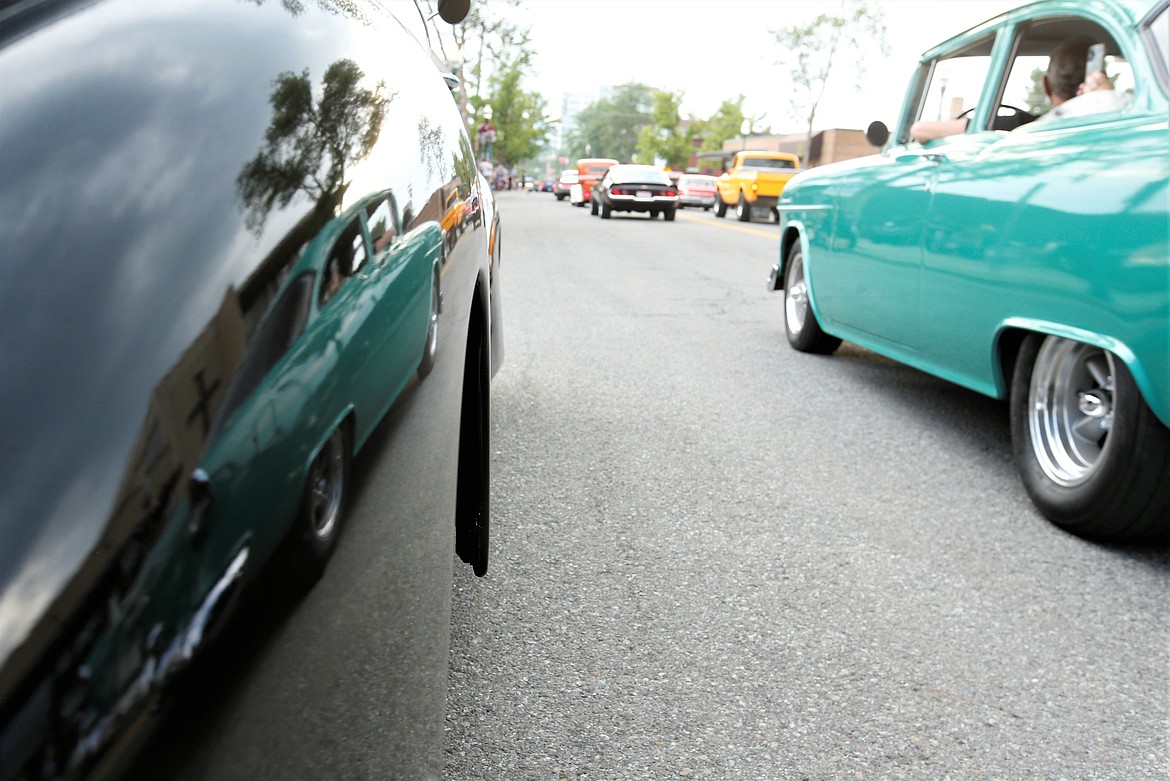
[771,0,1169,541]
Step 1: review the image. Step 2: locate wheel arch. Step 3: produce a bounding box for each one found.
[777,225,803,291]
[995,319,1168,428]
[454,272,492,576]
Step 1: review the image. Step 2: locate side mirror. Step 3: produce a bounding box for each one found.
[437,0,470,24]
[865,121,890,148]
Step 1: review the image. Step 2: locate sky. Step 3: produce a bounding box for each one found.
[514,0,1032,134]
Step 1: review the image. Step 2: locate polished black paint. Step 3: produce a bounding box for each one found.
[0,1,500,777]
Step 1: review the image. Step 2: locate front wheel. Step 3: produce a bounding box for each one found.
[289,426,350,583]
[783,244,840,355]
[713,194,726,218]
[417,270,440,378]
[1010,334,1170,541]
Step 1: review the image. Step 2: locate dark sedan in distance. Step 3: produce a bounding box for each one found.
[590,164,680,220]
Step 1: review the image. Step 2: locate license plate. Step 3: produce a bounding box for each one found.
[636,190,651,198]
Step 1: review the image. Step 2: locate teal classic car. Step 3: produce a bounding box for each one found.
[771,0,1169,541]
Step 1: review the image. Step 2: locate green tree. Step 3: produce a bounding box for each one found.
[692,97,748,152]
[1025,67,1050,114]
[568,83,655,161]
[772,0,888,164]
[484,62,550,166]
[429,0,530,133]
[634,90,698,168]
[236,59,390,233]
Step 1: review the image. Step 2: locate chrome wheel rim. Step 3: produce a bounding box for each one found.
[307,430,344,541]
[784,256,808,336]
[1028,337,1115,487]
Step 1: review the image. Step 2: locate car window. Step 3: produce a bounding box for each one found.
[210,271,315,438]
[996,19,1132,126]
[365,195,398,255]
[742,158,797,170]
[917,41,996,129]
[319,217,367,308]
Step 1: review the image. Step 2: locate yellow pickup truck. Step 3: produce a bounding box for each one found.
[713,151,801,222]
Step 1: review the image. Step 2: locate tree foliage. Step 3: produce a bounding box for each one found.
[634,91,698,168]
[483,62,551,166]
[772,0,888,163]
[690,96,748,152]
[236,59,390,232]
[1025,67,1050,114]
[568,83,655,162]
[428,0,530,132]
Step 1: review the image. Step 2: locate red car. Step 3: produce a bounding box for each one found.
[677,174,717,210]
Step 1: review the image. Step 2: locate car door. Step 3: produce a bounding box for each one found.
[918,12,1166,394]
[821,31,1004,354]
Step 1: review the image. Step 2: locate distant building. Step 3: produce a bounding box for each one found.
[693,129,876,173]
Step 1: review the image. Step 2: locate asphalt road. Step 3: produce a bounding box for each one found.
[443,191,1169,780]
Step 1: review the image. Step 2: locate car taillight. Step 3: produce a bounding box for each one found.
[611,187,622,196]
[666,190,677,197]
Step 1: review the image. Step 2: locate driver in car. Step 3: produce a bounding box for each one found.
[910,36,1120,142]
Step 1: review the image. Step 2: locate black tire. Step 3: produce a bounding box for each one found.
[735,193,751,222]
[455,298,491,576]
[1010,333,1170,541]
[590,198,598,215]
[556,194,565,201]
[417,269,440,377]
[290,425,350,582]
[650,210,658,219]
[663,207,676,222]
[600,202,612,219]
[713,194,727,218]
[783,243,840,355]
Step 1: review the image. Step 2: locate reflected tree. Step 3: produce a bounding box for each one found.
[237,59,392,232]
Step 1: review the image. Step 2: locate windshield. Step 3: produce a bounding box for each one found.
[611,166,671,185]
[742,158,796,170]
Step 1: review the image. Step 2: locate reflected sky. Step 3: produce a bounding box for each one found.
[0,0,362,666]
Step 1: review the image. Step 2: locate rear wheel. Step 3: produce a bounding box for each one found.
[664,207,676,222]
[600,202,612,219]
[736,194,751,222]
[1010,334,1170,541]
[783,244,840,355]
[590,198,598,215]
[713,194,727,218]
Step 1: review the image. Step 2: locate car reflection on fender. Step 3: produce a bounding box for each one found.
[770,0,1170,541]
[0,0,502,777]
